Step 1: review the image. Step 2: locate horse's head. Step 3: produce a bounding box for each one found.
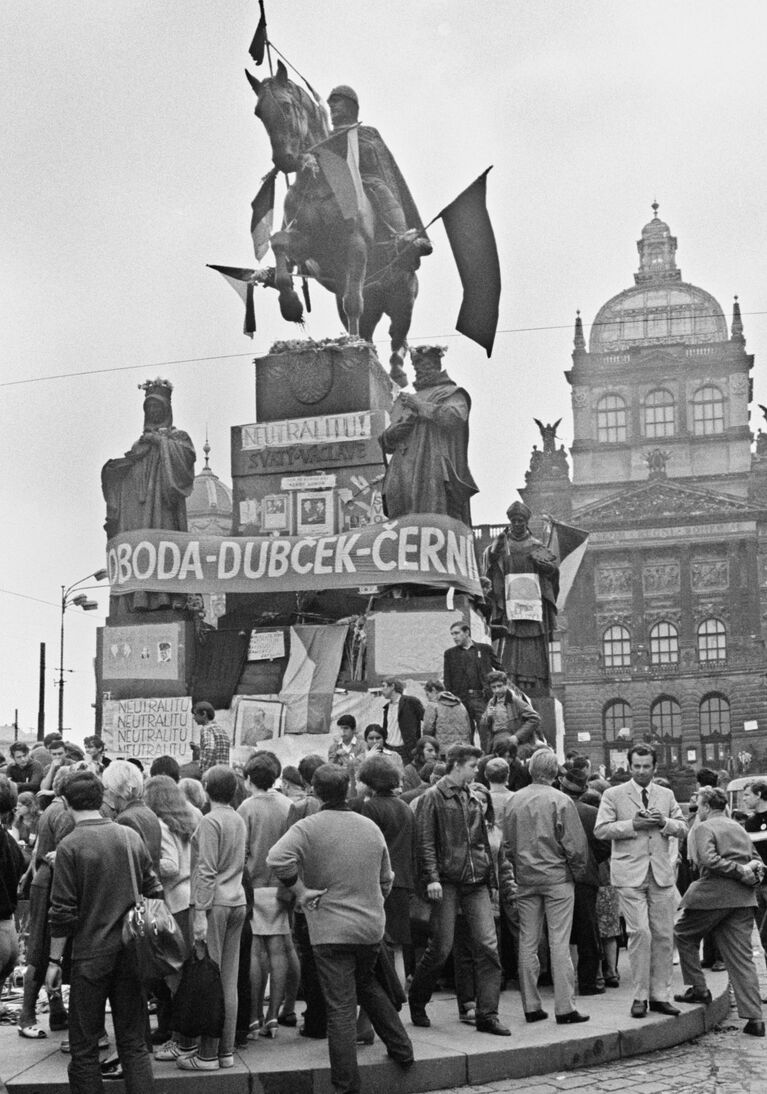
[246,60,329,174]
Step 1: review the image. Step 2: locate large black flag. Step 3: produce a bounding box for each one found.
[433,167,500,357]
[207,265,257,337]
[249,0,267,65]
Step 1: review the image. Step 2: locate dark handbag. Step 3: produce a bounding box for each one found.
[120,829,188,982]
[170,943,225,1038]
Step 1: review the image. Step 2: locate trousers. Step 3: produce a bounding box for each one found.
[517,883,577,1016]
[675,905,762,1021]
[617,873,676,1002]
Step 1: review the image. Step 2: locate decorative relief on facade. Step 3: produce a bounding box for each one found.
[693,602,730,624]
[642,562,680,596]
[572,389,589,408]
[729,373,749,395]
[690,559,729,592]
[577,481,755,528]
[643,608,682,627]
[596,610,633,629]
[595,565,633,599]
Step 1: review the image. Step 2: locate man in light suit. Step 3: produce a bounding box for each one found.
[595,744,687,1018]
[673,786,765,1036]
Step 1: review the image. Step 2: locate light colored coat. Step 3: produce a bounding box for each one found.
[594,779,686,888]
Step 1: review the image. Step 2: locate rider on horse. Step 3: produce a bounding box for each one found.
[324,85,432,269]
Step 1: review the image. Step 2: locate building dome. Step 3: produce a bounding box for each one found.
[187,439,233,535]
[589,204,728,354]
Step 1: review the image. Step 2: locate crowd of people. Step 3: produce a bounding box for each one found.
[3,631,767,1094]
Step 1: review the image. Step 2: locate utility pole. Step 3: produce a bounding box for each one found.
[37,641,46,741]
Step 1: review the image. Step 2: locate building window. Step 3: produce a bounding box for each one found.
[649,621,679,665]
[597,394,628,443]
[644,389,675,438]
[603,699,632,740]
[692,385,725,435]
[699,694,731,766]
[650,697,682,767]
[697,618,727,663]
[549,635,562,675]
[602,625,631,670]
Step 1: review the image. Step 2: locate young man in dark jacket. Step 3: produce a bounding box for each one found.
[408,744,508,1036]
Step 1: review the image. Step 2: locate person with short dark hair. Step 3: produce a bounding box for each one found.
[696,767,719,788]
[46,770,163,1093]
[401,736,439,793]
[381,678,424,763]
[39,738,72,797]
[267,763,414,1090]
[83,736,110,775]
[409,743,509,1035]
[328,715,366,770]
[479,670,542,756]
[361,723,404,774]
[149,755,181,782]
[595,743,686,1019]
[192,701,230,775]
[421,678,472,754]
[674,786,765,1036]
[443,623,501,746]
[6,742,44,794]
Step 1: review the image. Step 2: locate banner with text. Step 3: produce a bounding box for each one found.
[106,516,481,597]
[102,696,195,763]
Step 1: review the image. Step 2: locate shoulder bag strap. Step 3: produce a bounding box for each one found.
[120,824,141,904]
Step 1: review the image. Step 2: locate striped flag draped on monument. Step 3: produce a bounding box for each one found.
[545,518,589,609]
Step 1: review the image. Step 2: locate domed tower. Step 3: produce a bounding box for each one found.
[567,203,752,509]
[186,437,234,536]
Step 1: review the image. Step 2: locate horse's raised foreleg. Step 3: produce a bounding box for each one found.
[342,230,368,338]
[386,272,418,388]
[271,229,304,323]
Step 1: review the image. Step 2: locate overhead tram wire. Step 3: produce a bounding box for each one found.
[3,307,767,389]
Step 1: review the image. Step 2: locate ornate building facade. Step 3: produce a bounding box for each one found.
[520,205,767,775]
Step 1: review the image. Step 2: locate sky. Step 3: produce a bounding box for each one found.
[3,0,767,740]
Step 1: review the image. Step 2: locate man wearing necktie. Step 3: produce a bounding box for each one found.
[595,745,687,1018]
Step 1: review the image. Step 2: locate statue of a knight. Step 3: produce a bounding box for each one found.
[326,85,432,267]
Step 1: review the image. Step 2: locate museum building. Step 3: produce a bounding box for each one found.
[517,204,767,775]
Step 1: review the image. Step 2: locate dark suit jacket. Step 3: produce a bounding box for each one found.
[571,799,611,889]
[443,642,501,701]
[383,694,424,756]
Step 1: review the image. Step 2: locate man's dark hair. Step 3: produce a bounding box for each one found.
[358,754,400,794]
[63,770,104,811]
[204,764,238,804]
[48,738,66,753]
[245,753,277,791]
[486,670,508,686]
[424,679,444,694]
[450,623,470,634]
[251,750,282,777]
[312,763,349,805]
[193,701,216,722]
[445,743,482,772]
[149,755,180,782]
[0,775,18,815]
[697,786,727,812]
[126,757,144,773]
[43,733,63,749]
[10,742,29,757]
[382,677,404,694]
[492,735,518,760]
[297,754,325,788]
[336,714,356,731]
[696,766,718,787]
[364,722,388,742]
[83,735,105,753]
[627,743,657,767]
[746,779,767,801]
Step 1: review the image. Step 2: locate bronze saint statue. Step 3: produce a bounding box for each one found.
[482,500,559,696]
[379,345,477,524]
[101,379,196,612]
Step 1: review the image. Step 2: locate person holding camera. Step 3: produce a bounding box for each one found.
[674,786,765,1036]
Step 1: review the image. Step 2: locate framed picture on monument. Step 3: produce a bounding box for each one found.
[232,696,285,749]
[296,490,334,535]
[263,493,290,532]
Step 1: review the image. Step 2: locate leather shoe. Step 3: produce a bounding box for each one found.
[649,1000,681,1016]
[409,1005,430,1028]
[475,1019,511,1036]
[524,1009,549,1023]
[604,976,620,988]
[631,999,648,1018]
[674,987,712,1005]
[579,985,606,995]
[744,1019,765,1037]
[555,1010,589,1025]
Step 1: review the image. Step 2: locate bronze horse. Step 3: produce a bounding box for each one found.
[247,62,427,385]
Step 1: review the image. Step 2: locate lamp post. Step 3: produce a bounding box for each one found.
[57,569,108,734]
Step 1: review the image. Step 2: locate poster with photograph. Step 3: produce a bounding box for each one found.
[232,696,285,750]
[296,490,334,535]
[262,493,289,531]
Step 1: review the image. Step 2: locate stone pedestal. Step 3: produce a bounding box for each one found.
[231,341,394,537]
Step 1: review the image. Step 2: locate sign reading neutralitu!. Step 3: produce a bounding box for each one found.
[101,697,195,763]
[106,515,481,597]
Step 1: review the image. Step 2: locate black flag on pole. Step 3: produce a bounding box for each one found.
[207,265,257,337]
[249,0,267,65]
[434,167,500,357]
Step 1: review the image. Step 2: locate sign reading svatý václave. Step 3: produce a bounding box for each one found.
[106,516,480,597]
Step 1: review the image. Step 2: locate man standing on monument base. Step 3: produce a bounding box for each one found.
[379,345,478,526]
[483,500,559,695]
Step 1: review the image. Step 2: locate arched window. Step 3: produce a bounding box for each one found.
[548,635,562,675]
[597,394,628,443]
[650,697,682,767]
[644,389,675,438]
[699,694,731,766]
[697,618,727,663]
[649,621,679,665]
[603,699,632,740]
[692,385,725,435]
[602,625,631,669]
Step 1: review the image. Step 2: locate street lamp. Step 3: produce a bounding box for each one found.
[58,569,108,734]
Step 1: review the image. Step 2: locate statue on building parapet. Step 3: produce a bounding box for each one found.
[482,500,559,696]
[526,419,570,482]
[644,448,671,479]
[101,379,196,612]
[379,345,477,526]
